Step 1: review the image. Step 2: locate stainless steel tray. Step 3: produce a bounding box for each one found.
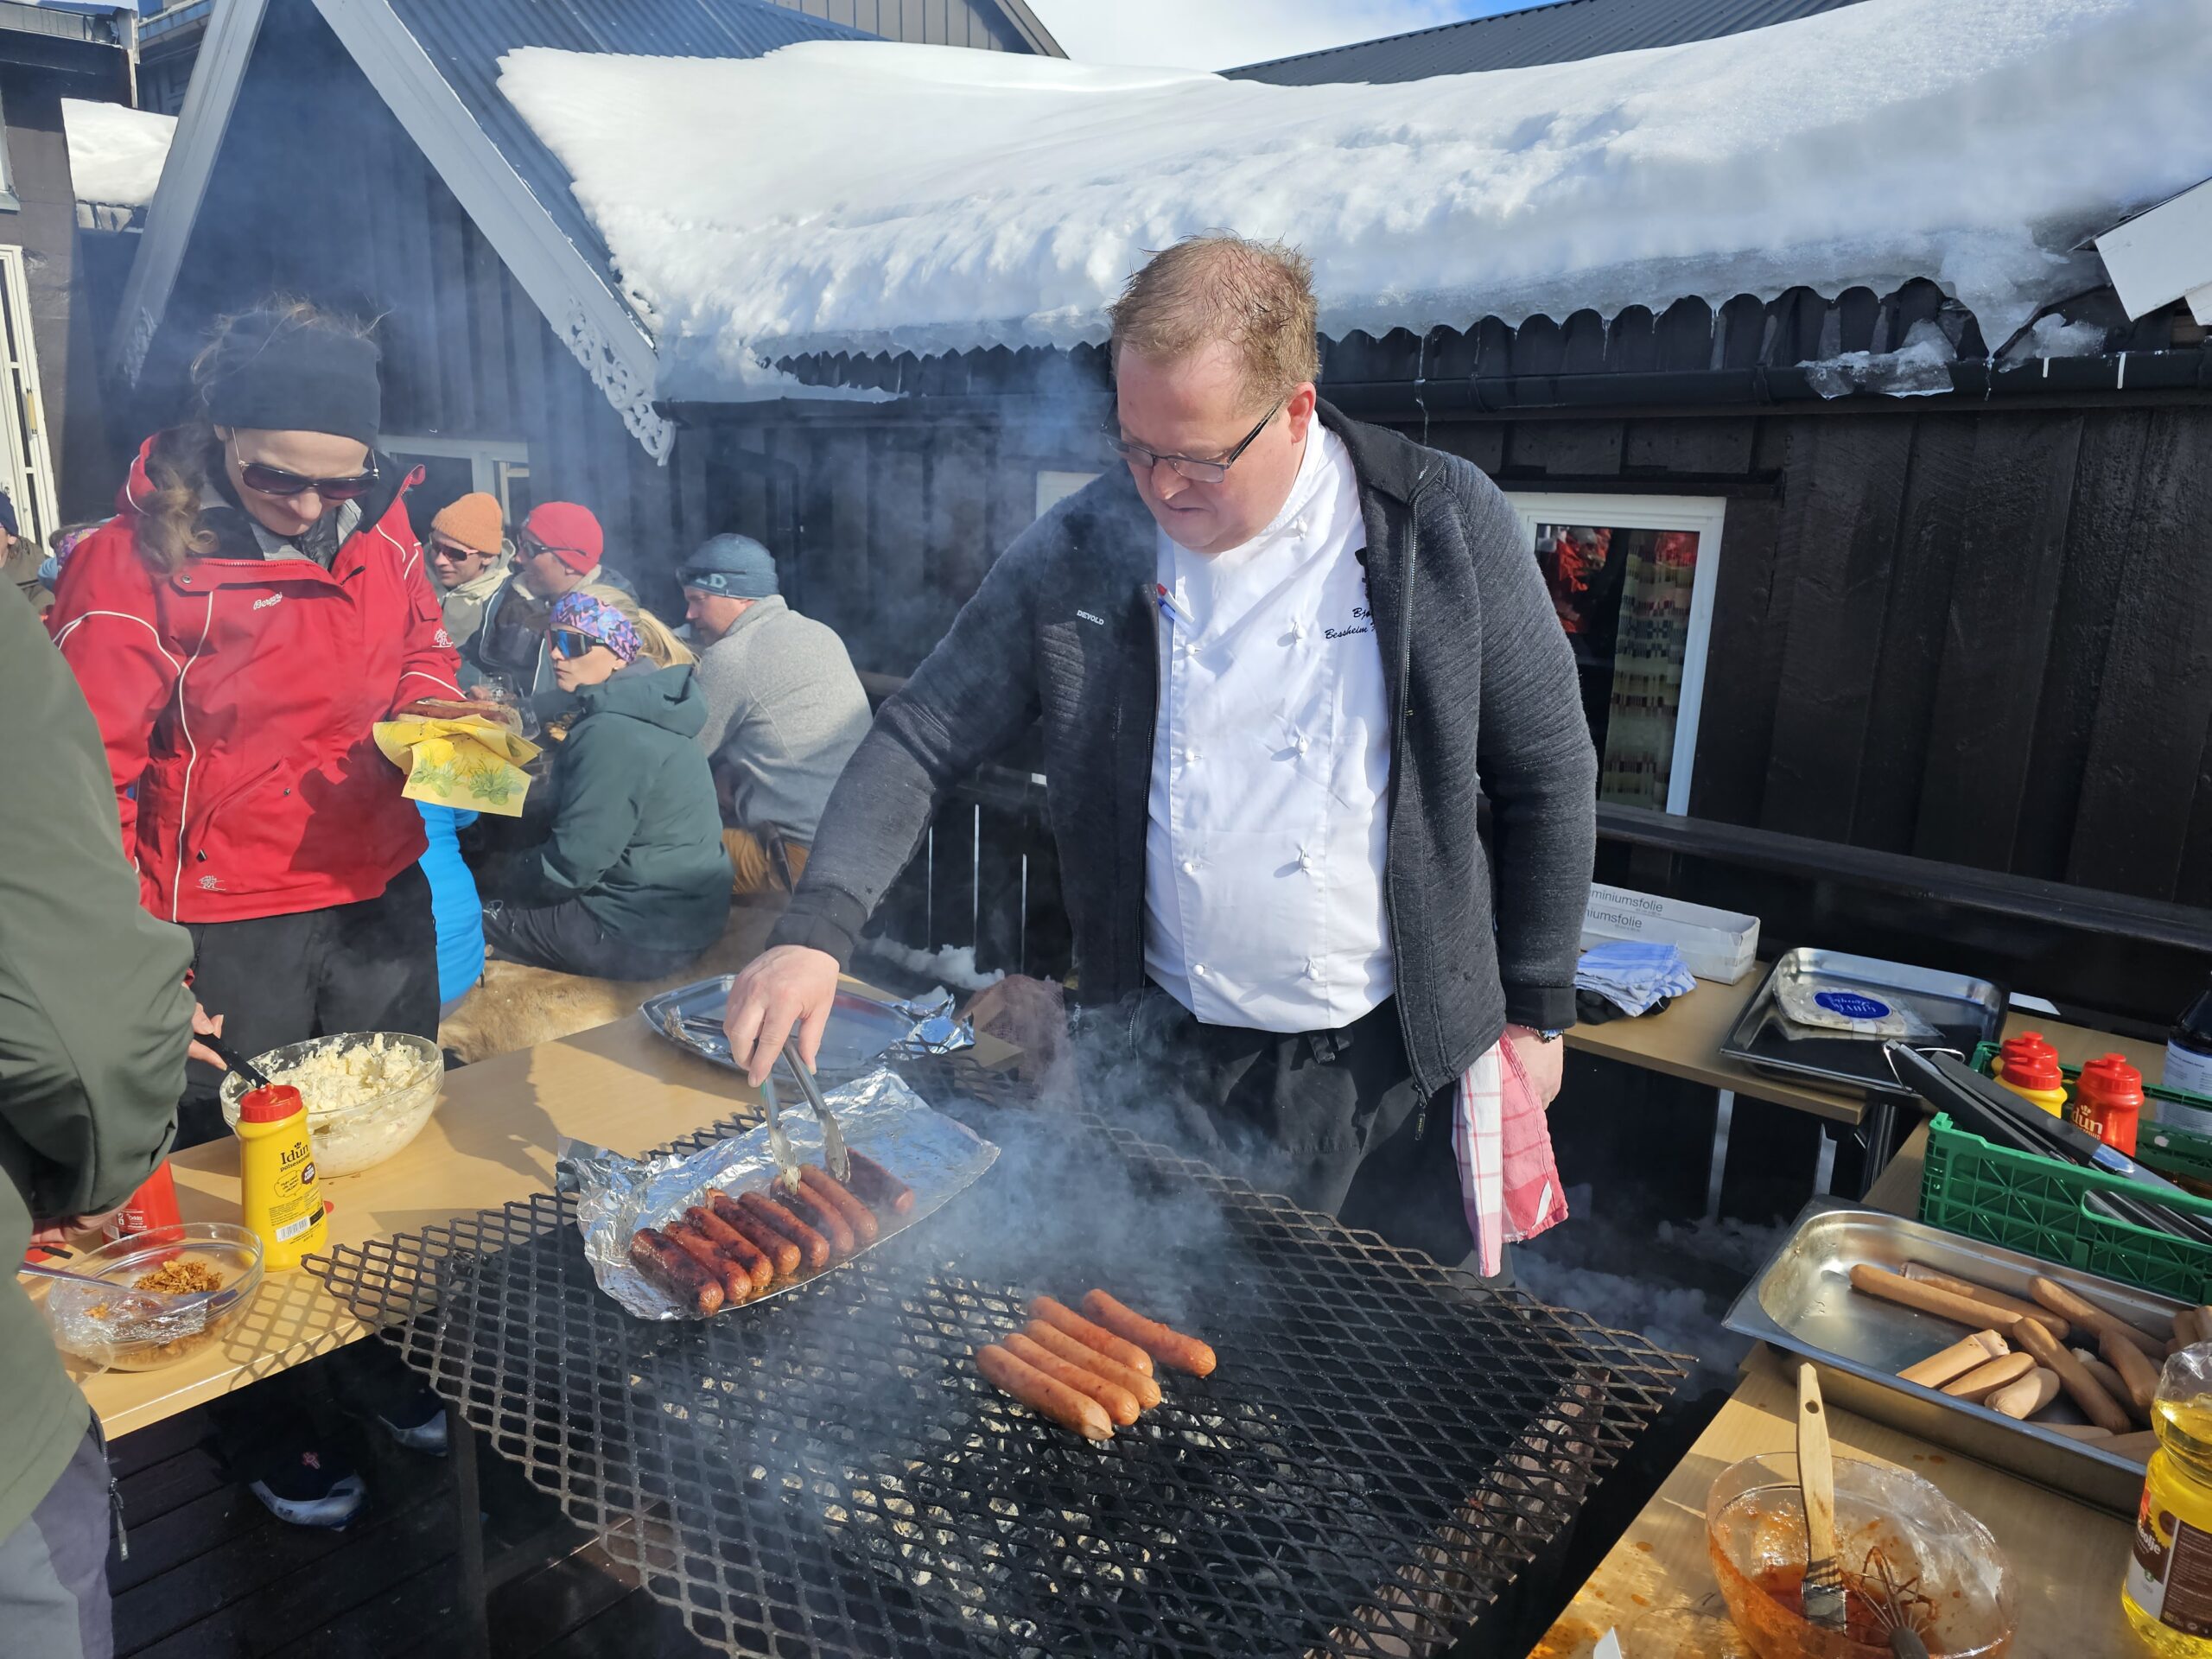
[1725,1198,2177,1512]
[1720,947,2005,1097]
[639,978,972,1080]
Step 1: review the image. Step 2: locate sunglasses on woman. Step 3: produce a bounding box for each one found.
[550,628,600,658]
[234,449,380,501]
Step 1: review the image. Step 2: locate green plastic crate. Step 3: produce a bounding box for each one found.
[1919,1114,2212,1299]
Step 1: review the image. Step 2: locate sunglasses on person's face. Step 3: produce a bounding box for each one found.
[429,537,488,564]
[550,629,599,658]
[233,450,379,501]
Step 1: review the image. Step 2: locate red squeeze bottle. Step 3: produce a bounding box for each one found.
[2073,1054,2145,1158]
[104,1160,182,1242]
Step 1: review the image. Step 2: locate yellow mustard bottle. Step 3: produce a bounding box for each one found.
[234,1083,328,1270]
[2124,1344,2212,1653]
[1994,1031,2070,1117]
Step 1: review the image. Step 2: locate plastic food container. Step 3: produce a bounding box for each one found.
[218,1031,442,1178]
[38,1222,264,1372]
[1706,1451,2014,1658]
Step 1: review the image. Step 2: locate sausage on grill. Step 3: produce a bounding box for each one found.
[976,1343,1113,1440]
[781,1183,856,1260]
[845,1151,915,1216]
[1029,1295,1154,1377]
[629,1227,723,1316]
[686,1205,774,1294]
[1004,1331,1141,1426]
[665,1222,753,1306]
[1023,1319,1163,1409]
[709,1190,800,1278]
[1081,1290,1217,1377]
[800,1165,880,1246]
[740,1190,831,1273]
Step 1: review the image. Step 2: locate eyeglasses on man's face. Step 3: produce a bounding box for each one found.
[1105,397,1286,485]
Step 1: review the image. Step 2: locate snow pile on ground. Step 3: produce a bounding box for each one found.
[497,0,2211,400]
[857,937,1005,994]
[61,99,176,209]
[1516,1184,1791,1382]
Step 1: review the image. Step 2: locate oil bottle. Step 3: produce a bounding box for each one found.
[2123,1344,2212,1652]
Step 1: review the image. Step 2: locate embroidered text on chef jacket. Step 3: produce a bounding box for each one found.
[1143,423,1394,1033]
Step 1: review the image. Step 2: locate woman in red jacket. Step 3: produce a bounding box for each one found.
[50,302,462,1148]
[47,304,461,1525]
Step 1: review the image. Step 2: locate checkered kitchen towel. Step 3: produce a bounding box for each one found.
[1452,1038,1569,1277]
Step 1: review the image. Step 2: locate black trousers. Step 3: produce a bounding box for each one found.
[1076,984,1475,1265]
[482,897,701,982]
[177,864,439,1151]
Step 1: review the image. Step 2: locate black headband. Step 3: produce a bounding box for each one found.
[206,314,382,448]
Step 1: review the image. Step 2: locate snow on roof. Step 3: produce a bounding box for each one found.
[62,99,177,210]
[499,0,2212,403]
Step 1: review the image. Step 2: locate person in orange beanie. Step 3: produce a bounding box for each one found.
[425,491,508,649]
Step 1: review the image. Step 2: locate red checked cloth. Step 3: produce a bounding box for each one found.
[1452,1039,1569,1276]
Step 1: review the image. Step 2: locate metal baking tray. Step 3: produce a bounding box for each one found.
[639,978,972,1081]
[1725,1198,2177,1513]
[1720,947,2005,1097]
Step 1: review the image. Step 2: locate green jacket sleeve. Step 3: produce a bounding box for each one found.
[536,719,645,900]
[0,583,193,1222]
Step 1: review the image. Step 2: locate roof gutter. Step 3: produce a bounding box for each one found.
[658,346,2212,427]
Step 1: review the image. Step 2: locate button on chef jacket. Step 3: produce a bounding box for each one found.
[1144,423,1395,1033]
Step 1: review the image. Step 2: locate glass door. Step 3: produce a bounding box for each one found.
[1507,492,1726,815]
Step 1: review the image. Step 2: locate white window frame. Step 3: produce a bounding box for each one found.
[382,433,530,515]
[1504,490,1726,817]
[1035,468,1099,519]
[0,245,57,541]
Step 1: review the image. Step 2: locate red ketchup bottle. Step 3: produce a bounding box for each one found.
[2072,1054,2145,1158]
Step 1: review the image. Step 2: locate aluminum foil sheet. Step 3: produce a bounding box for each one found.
[557,1065,999,1320]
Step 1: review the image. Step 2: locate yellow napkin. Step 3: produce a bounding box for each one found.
[373,716,541,817]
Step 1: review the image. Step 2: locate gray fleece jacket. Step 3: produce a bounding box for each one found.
[690,596,872,843]
[771,404,1599,1100]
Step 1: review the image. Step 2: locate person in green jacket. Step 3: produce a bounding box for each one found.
[0,582,213,1659]
[481,588,732,980]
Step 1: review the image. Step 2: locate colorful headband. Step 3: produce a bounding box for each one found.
[550,591,642,664]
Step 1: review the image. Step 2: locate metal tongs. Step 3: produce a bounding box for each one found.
[759,1041,849,1191]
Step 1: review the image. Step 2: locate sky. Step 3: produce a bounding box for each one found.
[1024,0,1524,72]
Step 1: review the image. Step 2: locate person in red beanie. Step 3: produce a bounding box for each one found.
[464,500,631,723]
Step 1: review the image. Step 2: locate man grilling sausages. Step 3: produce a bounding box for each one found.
[724,235,1595,1268]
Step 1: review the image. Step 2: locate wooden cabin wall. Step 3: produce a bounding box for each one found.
[717,396,2212,915]
[133,3,713,589]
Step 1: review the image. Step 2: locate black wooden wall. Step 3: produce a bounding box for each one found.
[130,2,714,582]
[702,397,2212,914]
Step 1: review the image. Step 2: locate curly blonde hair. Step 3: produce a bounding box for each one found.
[1107,235,1320,410]
[134,298,377,575]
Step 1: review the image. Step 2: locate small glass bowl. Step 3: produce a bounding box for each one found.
[1707,1451,2015,1659]
[38,1222,264,1372]
[218,1031,442,1178]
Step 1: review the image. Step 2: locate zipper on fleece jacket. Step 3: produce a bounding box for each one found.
[1382,471,1438,1131]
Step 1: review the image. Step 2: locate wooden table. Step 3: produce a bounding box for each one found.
[1534,1015,2173,1658]
[77,999,991,1439]
[1567,962,2174,1157]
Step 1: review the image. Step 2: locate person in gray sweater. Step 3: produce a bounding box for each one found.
[721,236,1597,1266]
[678,536,873,895]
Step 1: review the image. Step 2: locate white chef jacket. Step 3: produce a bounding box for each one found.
[1143,423,1395,1033]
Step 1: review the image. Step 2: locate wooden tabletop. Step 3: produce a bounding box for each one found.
[1530,1353,2137,1659]
[76,996,998,1440]
[1567,964,2175,1129]
[1536,1007,2170,1658]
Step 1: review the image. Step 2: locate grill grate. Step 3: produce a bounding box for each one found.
[312,1058,1684,1657]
